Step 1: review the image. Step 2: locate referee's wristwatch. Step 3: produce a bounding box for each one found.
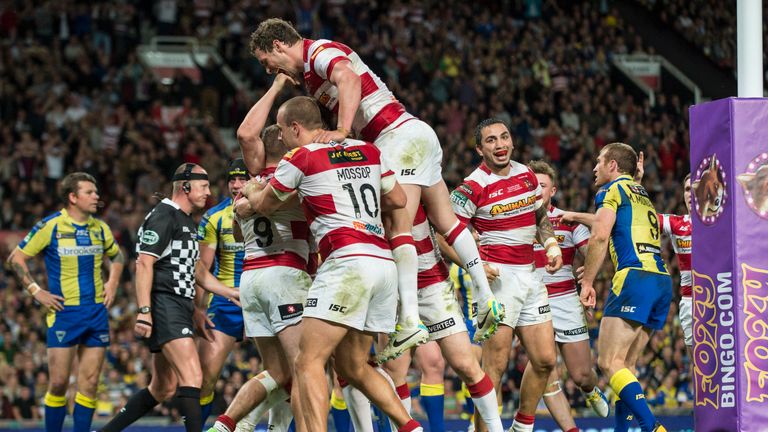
[138,306,152,314]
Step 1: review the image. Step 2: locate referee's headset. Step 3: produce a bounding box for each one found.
[181,163,194,194]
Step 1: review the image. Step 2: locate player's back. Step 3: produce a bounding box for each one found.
[271,139,393,261]
[595,175,668,275]
[237,167,310,271]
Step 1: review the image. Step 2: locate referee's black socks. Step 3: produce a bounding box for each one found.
[99,388,159,431]
[177,386,203,432]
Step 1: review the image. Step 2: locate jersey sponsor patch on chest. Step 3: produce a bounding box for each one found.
[328,149,368,164]
[451,190,469,207]
[489,195,537,216]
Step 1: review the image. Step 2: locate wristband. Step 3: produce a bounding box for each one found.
[136,319,153,328]
[543,237,558,249]
[546,245,562,259]
[26,282,41,296]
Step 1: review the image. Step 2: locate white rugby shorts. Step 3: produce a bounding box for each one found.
[240,266,311,338]
[488,263,552,328]
[375,117,443,187]
[418,279,468,341]
[549,291,589,343]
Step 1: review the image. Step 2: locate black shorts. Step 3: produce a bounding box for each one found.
[147,292,194,353]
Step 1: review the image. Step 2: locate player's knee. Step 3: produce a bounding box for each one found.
[48,377,69,396]
[421,358,445,382]
[596,355,616,376]
[149,382,177,403]
[336,361,367,385]
[570,367,594,388]
[530,353,556,375]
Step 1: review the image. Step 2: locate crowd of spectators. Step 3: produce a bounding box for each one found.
[0,0,693,425]
[639,0,768,86]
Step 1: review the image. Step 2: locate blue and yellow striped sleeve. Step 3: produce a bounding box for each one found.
[18,218,55,257]
[199,211,220,247]
[595,182,622,212]
[99,221,120,259]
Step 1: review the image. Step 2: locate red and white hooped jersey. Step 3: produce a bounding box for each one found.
[271,139,395,262]
[658,213,692,296]
[303,39,414,142]
[451,161,543,265]
[235,167,310,272]
[412,204,450,289]
[533,206,590,297]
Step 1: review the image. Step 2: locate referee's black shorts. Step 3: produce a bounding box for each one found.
[147,292,195,353]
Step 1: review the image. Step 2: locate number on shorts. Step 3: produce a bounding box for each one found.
[253,216,274,247]
[342,183,379,218]
[647,211,659,240]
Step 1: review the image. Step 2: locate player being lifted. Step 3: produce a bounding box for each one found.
[248,19,504,360]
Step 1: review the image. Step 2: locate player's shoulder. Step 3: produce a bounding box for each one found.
[308,38,352,56]
[34,211,63,230]
[204,198,233,218]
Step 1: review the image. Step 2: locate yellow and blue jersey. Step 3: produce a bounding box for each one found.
[450,263,475,322]
[595,175,668,277]
[198,197,245,289]
[18,208,120,306]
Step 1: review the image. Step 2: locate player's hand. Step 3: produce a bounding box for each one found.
[226,288,241,308]
[483,263,500,283]
[134,313,153,339]
[545,254,563,274]
[272,72,299,90]
[103,280,118,309]
[634,151,645,183]
[34,290,65,311]
[193,307,214,342]
[580,282,596,309]
[312,128,349,144]
[575,265,585,283]
[560,211,577,224]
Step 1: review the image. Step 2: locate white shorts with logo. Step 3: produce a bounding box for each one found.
[679,296,692,347]
[549,291,589,343]
[375,117,443,187]
[240,266,312,338]
[489,263,552,328]
[418,280,468,341]
[303,256,398,333]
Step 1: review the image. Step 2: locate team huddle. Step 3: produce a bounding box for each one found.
[7,18,693,432]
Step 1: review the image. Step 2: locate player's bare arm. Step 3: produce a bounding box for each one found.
[535,205,563,274]
[312,60,361,143]
[245,183,296,216]
[238,73,296,174]
[579,207,617,308]
[194,261,240,306]
[233,196,256,219]
[7,247,65,311]
[103,248,126,309]
[381,180,407,211]
[134,252,157,338]
[192,283,215,342]
[560,211,597,227]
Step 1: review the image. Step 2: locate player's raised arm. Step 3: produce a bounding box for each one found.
[312,60,361,144]
[237,73,296,175]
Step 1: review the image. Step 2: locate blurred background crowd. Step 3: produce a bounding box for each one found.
[0,0,712,424]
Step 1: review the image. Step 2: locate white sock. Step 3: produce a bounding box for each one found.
[467,375,503,432]
[449,227,493,303]
[391,237,420,327]
[267,398,293,432]
[235,387,288,432]
[342,385,375,432]
[509,421,534,432]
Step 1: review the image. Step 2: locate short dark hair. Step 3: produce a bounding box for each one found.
[59,172,97,204]
[474,118,510,146]
[601,142,637,176]
[262,125,287,163]
[528,160,557,185]
[280,96,323,131]
[249,18,302,55]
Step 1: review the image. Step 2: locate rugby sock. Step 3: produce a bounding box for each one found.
[235,387,288,432]
[610,369,655,431]
[44,392,67,432]
[330,391,352,432]
[398,419,423,432]
[420,383,445,432]
[614,399,634,432]
[445,224,493,303]
[565,428,579,432]
[389,384,412,432]
[177,386,202,432]
[99,388,158,431]
[510,411,535,432]
[73,392,97,432]
[390,235,420,328]
[268,398,294,432]
[212,414,236,432]
[468,374,503,432]
[341,383,375,432]
[461,383,475,416]
[200,392,215,427]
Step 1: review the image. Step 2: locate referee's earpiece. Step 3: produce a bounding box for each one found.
[181,163,194,194]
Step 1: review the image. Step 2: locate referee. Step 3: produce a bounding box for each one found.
[100,163,239,432]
